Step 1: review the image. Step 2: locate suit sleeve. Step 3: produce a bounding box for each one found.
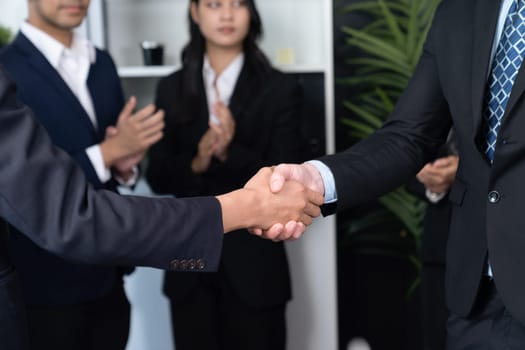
[0,68,223,271]
[320,6,452,213]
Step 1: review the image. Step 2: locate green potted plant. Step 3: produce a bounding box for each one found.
[339,0,440,290]
[0,25,13,48]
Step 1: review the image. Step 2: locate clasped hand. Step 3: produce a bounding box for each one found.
[416,155,458,194]
[245,163,325,241]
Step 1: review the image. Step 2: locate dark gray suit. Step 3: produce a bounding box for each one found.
[0,67,223,350]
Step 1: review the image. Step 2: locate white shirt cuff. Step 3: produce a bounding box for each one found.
[425,188,446,203]
[86,144,111,183]
[306,160,337,203]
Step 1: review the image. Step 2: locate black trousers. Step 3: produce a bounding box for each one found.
[168,273,287,350]
[447,277,525,350]
[421,263,448,350]
[1,268,29,350]
[25,281,130,350]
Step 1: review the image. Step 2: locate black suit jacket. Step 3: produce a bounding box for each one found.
[419,190,452,265]
[320,0,525,324]
[0,68,223,350]
[146,60,302,307]
[0,32,127,305]
[406,132,456,264]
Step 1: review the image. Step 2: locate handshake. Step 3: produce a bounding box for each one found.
[216,162,325,241]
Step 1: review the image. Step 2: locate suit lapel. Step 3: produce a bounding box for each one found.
[471,0,502,135]
[15,34,97,137]
[87,65,106,140]
[196,77,212,132]
[228,62,265,124]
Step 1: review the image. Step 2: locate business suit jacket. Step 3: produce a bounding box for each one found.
[0,33,126,305]
[407,180,451,350]
[0,66,223,349]
[406,132,456,264]
[407,180,452,265]
[320,0,525,325]
[406,135,456,350]
[146,60,302,307]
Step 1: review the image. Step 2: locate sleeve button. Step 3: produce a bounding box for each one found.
[197,259,206,270]
[180,259,189,270]
[188,259,196,270]
[169,259,180,270]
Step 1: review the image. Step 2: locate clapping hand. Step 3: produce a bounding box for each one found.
[209,102,235,161]
[101,96,165,177]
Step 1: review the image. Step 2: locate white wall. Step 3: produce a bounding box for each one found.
[0,2,27,34]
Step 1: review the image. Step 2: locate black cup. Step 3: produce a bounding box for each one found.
[141,41,164,66]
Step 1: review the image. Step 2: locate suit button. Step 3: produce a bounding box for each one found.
[488,191,500,203]
[197,259,205,270]
[169,259,180,270]
[180,259,189,270]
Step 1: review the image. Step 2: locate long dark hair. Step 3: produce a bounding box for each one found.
[181,0,271,105]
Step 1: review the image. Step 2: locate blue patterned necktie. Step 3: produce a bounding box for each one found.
[484,0,525,162]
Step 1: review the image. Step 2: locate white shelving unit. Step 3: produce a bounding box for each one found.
[0,2,27,34]
[94,2,338,350]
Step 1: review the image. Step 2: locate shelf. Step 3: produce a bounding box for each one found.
[118,64,325,78]
[118,65,179,78]
[275,64,326,74]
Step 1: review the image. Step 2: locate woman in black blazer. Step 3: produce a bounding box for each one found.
[146,1,303,349]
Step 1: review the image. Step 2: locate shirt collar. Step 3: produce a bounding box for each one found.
[20,21,96,69]
[202,53,244,105]
[202,53,244,88]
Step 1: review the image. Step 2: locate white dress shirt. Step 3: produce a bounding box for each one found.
[202,53,244,124]
[21,22,136,185]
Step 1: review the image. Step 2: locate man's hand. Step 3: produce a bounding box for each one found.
[245,167,322,228]
[416,155,459,194]
[100,96,164,168]
[216,168,323,237]
[270,163,325,195]
[248,163,325,240]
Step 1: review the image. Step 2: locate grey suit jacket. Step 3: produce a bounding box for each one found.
[0,66,223,349]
